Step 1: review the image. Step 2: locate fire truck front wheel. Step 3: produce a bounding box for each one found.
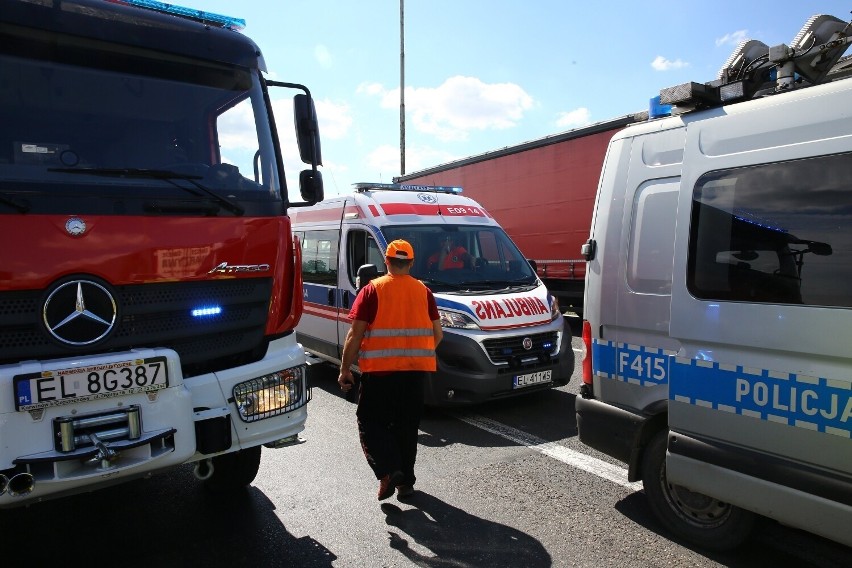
[641,430,755,551]
[203,446,262,493]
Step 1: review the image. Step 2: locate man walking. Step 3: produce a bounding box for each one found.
[338,239,443,501]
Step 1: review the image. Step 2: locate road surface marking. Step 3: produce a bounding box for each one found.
[455,414,642,491]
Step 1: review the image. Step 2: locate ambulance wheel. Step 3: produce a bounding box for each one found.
[641,430,755,551]
[204,446,262,493]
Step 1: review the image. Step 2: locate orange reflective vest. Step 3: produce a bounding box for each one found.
[358,274,437,372]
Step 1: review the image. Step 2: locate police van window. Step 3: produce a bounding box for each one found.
[346,229,385,287]
[628,180,678,294]
[687,153,852,307]
[301,229,338,286]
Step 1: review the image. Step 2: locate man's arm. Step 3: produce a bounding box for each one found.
[338,319,368,392]
[432,319,443,347]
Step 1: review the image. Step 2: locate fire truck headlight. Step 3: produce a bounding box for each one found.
[233,367,308,422]
[438,309,480,330]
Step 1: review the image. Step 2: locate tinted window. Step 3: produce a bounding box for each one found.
[687,153,852,307]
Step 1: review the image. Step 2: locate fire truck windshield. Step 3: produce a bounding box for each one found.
[0,33,283,216]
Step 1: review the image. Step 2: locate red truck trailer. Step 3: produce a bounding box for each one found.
[395,115,640,314]
[0,0,322,507]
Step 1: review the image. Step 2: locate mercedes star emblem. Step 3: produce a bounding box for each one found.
[65,217,87,236]
[43,280,117,345]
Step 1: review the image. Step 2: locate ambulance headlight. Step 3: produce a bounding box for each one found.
[438,309,480,330]
[551,296,562,321]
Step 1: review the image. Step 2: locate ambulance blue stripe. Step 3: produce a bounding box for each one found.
[592,339,851,438]
[434,297,476,318]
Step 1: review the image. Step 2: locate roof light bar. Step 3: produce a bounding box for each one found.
[353,182,463,194]
[112,0,246,30]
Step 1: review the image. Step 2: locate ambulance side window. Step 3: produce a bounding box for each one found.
[687,152,852,308]
[301,229,338,286]
[346,229,384,287]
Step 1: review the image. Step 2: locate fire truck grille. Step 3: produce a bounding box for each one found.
[0,278,274,377]
[482,331,559,366]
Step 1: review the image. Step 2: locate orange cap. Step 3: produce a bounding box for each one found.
[385,239,414,260]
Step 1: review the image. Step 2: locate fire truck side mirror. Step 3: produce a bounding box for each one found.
[294,94,323,167]
[299,169,324,205]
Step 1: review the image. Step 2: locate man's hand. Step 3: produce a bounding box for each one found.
[338,367,355,392]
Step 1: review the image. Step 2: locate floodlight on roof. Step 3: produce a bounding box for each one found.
[789,14,851,84]
[717,39,770,82]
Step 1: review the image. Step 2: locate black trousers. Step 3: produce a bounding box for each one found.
[356,371,426,485]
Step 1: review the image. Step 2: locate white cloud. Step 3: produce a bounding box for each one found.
[314,44,332,69]
[364,144,458,184]
[314,100,352,141]
[364,76,534,142]
[555,107,592,129]
[716,30,748,47]
[651,56,689,71]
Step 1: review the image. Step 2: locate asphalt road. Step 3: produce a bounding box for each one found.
[2,322,850,567]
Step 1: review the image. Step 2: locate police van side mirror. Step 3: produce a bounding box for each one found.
[581,239,596,261]
[356,264,380,292]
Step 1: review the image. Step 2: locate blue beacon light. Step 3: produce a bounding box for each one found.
[192,306,223,318]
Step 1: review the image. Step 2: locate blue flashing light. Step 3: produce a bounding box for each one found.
[354,182,463,194]
[115,0,246,30]
[192,306,223,318]
[649,95,672,119]
[542,342,553,350]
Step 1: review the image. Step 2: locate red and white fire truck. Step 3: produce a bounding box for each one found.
[0,0,322,506]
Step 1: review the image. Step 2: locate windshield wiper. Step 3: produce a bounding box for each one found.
[419,277,464,290]
[48,168,245,216]
[459,278,537,288]
[0,191,29,213]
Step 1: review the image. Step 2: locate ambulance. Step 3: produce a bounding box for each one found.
[291,183,574,405]
[576,14,852,550]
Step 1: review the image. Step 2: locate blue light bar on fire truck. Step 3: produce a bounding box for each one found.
[353,182,463,194]
[112,0,246,30]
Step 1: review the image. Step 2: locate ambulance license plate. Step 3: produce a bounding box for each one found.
[14,356,169,411]
[513,370,552,389]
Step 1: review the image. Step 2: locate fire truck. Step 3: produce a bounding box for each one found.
[0,0,322,506]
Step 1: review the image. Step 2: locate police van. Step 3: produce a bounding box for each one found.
[291,183,574,405]
[576,14,852,550]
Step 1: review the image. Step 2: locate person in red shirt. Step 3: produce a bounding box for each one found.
[338,239,443,501]
[427,235,473,271]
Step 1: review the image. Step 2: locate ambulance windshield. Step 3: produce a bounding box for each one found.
[382,225,538,291]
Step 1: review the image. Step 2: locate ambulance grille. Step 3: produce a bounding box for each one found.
[483,331,559,367]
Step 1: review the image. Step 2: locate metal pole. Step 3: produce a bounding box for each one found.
[400,0,405,176]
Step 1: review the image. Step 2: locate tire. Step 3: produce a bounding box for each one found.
[203,446,262,494]
[641,430,755,551]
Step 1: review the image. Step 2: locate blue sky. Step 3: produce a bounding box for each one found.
[185,1,852,198]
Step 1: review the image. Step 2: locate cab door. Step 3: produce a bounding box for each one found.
[298,228,342,361]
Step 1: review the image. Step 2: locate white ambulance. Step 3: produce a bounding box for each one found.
[291,183,574,405]
[577,14,852,550]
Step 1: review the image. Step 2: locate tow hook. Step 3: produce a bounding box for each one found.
[87,432,118,469]
[193,458,214,481]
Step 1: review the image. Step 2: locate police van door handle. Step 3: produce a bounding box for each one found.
[342,290,350,308]
[327,288,335,306]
